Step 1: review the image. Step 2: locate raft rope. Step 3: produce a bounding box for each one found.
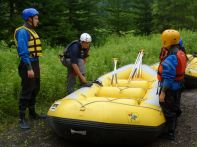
[71,98,162,112]
[188,53,196,60]
[67,93,160,112]
[117,87,150,92]
[187,54,197,66]
[187,61,197,66]
[116,80,155,91]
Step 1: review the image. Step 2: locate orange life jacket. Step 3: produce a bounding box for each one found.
[159,47,168,61]
[157,46,187,81]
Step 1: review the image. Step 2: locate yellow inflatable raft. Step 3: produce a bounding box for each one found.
[47,64,165,145]
[151,53,197,88]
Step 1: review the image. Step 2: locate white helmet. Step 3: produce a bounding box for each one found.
[80,33,92,42]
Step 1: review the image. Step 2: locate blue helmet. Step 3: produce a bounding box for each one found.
[179,38,183,47]
[22,8,39,21]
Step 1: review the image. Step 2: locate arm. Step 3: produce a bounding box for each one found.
[159,55,178,102]
[161,55,178,91]
[70,44,87,83]
[16,29,34,78]
[71,64,87,83]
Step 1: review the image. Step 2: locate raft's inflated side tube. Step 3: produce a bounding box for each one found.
[185,54,197,88]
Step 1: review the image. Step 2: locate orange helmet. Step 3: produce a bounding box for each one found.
[161,29,180,49]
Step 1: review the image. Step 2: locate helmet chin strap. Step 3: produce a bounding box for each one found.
[28,17,35,28]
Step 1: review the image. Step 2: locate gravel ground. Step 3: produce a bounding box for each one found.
[0,89,196,147]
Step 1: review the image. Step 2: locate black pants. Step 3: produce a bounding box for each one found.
[18,60,40,119]
[159,89,182,134]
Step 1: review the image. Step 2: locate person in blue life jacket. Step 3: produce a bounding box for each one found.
[157,29,187,140]
[14,8,45,129]
[61,33,92,94]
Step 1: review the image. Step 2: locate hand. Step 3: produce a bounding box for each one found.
[27,70,34,78]
[159,91,165,102]
[80,75,87,84]
[83,59,86,64]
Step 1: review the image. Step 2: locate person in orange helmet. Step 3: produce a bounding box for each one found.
[157,29,187,140]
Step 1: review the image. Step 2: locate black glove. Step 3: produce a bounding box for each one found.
[92,80,103,86]
[82,82,93,87]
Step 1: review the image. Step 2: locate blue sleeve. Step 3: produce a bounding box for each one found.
[161,55,178,90]
[69,44,79,64]
[16,29,32,69]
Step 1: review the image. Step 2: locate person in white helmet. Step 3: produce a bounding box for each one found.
[61,33,92,94]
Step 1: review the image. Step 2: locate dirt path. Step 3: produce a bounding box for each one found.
[0,89,196,147]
